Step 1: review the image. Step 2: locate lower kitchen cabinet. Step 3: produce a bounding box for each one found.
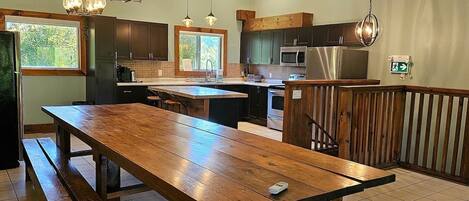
[116,86,148,104]
[248,86,268,126]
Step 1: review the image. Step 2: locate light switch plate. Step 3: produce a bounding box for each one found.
[292,90,302,100]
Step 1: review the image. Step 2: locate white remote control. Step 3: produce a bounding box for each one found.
[268,182,288,195]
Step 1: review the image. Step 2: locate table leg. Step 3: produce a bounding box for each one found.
[95,153,121,199]
[55,123,70,158]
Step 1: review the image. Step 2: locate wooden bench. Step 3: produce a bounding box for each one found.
[22,138,102,201]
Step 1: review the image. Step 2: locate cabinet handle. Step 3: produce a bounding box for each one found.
[340,36,344,45]
[123,90,133,94]
[149,53,152,59]
[130,52,133,60]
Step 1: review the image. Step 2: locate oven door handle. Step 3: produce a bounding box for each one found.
[269,90,285,96]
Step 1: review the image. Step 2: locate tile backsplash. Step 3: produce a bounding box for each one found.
[249,65,306,80]
[118,60,243,78]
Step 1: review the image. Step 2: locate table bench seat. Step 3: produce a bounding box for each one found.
[22,138,102,201]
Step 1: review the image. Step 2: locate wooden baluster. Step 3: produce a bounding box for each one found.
[375,92,385,164]
[331,87,339,145]
[351,93,359,161]
[368,93,377,166]
[374,92,383,165]
[337,88,353,160]
[392,91,406,163]
[414,93,425,165]
[461,99,469,183]
[324,86,331,149]
[359,93,368,164]
[314,87,321,150]
[451,97,464,175]
[422,94,434,168]
[364,93,371,165]
[320,86,327,149]
[441,96,454,173]
[432,95,444,170]
[380,92,390,164]
[386,92,395,163]
[405,92,416,164]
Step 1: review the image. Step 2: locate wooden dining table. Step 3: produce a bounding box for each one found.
[42,103,395,201]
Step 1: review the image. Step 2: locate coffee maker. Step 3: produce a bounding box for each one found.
[117,65,132,82]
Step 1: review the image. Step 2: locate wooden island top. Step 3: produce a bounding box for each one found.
[42,103,395,201]
[149,86,248,99]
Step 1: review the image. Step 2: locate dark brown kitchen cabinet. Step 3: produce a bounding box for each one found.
[313,22,362,47]
[116,20,131,59]
[260,31,273,64]
[150,23,168,61]
[130,21,150,60]
[271,30,284,65]
[116,19,168,61]
[283,27,312,47]
[240,32,251,64]
[248,86,267,126]
[116,86,148,104]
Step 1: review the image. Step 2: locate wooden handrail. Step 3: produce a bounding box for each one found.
[283,79,381,86]
[405,85,469,97]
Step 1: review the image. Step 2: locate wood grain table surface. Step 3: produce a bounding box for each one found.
[42,103,394,201]
[149,86,248,99]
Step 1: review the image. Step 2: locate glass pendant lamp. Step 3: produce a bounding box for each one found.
[205,0,217,26]
[182,0,193,27]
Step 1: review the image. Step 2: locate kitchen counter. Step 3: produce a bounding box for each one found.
[149,86,248,100]
[117,78,283,88]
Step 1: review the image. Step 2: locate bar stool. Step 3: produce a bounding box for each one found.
[158,92,187,114]
[147,91,162,107]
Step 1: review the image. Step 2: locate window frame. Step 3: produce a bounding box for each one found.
[0,9,87,76]
[175,25,227,77]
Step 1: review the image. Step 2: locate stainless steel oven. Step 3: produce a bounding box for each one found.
[280,46,307,67]
[267,86,285,131]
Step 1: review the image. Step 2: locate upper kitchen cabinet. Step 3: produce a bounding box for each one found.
[283,27,312,47]
[150,23,168,61]
[130,21,150,60]
[239,29,285,65]
[313,22,362,47]
[116,19,168,61]
[116,20,131,59]
[90,16,116,60]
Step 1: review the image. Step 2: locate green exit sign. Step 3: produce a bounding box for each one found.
[391,62,409,74]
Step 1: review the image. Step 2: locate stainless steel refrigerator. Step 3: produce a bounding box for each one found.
[0,31,23,169]
[305,47,369,80]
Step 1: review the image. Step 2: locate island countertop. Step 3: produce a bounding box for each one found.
[149,86,248,99]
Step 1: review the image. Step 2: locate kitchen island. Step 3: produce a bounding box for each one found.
[149,86,248,128]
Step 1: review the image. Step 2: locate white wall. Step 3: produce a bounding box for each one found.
[0,0,252,124]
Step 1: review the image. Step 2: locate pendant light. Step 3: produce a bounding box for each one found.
[205,0,217,26]
[63,0,106,15]
[355,0,380,46]
[182,0,193,27]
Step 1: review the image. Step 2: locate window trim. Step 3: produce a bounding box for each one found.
[0,8,87,76]
[175,25,227,77]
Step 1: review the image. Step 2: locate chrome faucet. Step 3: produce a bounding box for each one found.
[205,59,214,82]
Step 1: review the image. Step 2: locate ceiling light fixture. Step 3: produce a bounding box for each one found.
[63,0,106,15]
[205,0,217,26]
[355,0,380,46]
[182,0,193,27]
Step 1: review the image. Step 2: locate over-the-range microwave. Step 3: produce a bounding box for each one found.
[280,46,307,67]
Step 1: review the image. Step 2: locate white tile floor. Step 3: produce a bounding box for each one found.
[1,122,468,201]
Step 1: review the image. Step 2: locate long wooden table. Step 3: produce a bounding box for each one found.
[42,103,394,201]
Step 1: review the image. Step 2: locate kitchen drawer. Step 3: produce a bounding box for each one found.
[116,86,148,104]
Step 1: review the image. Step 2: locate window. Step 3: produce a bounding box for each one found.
[4,12,86,75]
[175,26,227,77]
[179,31,222,71]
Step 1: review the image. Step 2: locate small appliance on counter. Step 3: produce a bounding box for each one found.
[246,74,262,82]
[117,65,132,82]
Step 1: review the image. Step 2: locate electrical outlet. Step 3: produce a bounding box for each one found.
[269,72,272,78]
[158,69,163,77]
